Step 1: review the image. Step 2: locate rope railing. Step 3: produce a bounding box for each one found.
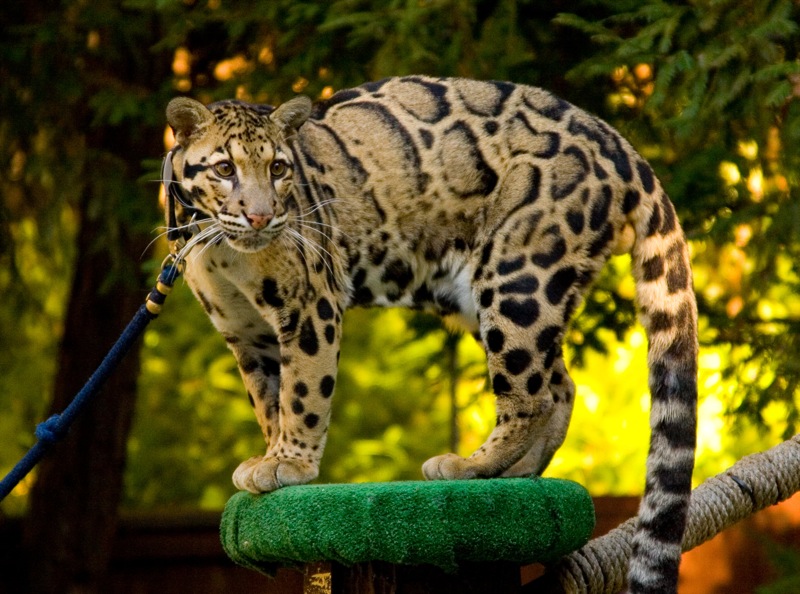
[529,434,800,593]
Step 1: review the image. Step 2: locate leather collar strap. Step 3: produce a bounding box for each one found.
[162,146,197,243]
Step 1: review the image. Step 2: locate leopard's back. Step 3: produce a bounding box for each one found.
[298,78,640,316]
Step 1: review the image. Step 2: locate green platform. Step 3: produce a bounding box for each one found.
[220,477,595,573]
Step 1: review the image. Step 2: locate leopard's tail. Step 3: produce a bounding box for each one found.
[627,184,698,593]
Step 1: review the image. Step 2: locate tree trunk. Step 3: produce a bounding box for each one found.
[13,0,170,585]
[22,183,152,594]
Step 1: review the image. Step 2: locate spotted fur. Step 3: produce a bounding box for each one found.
[165,76,697,593]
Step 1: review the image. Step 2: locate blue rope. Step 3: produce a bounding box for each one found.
[0,262,182,501]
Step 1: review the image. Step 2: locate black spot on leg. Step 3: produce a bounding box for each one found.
[294,381,309,397]
[566,210,584,234]
[499,275,539,295]
[480,289,494,308]
[317,297,335,320]
[299,318,319,355]
[588,222,614,257]
[504,349,532,375]
[563,294,579,323]
[304,413,320,429]
[544,345,558,369]
[536,325,561,353]
[532,237,566,269]
[623,189,640,214]
[526,373,543,395]
[291,399,305,415]
[196,291,215,315]
[493,373,512,394]
[486,329,505,353]
[281,310,300,334]
[320,375,335,398]
[247,391,255,407]
[498,256,525,276]
[259,334,279,345]
[499,298,540,328]
[262,278,284,308]
[260,356,280,376]
[325,325,336,344]
[589,185,613,231]
[546,266,578,305]
[240,357,259,374]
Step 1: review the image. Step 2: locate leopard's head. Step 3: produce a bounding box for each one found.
[165,96,311,253]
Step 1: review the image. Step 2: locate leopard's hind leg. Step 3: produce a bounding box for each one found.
[501,356,575,477]
[424,212,588,478]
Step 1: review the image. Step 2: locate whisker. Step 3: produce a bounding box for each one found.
[283,233,310,270]
[288,227,335,261]
[176,223,223,263]
[295,220,352,242]
[296,199,338,218]
[154,217,214,237]
[140,218,215,260]
[294,223,349,254]
[284,228,336,278]
[194,230,226,260]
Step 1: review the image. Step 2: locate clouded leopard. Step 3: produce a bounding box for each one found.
[164,76,697,593]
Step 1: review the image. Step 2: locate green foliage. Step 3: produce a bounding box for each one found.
[757,540,800,594]
[556,0,800,142]
[557,0,800,436]
[3,0,800,513]
[125,279,257,508]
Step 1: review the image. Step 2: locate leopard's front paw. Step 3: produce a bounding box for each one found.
[232,455,319,493]
[422,453,483,480]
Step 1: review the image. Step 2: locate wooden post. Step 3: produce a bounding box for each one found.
[303,560,523,593]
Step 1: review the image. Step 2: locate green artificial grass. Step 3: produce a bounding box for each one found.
[220,477,595,573]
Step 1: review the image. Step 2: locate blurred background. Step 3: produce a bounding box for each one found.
[1,1,799,592]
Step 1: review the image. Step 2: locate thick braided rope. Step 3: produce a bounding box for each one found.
[531,435,800,593]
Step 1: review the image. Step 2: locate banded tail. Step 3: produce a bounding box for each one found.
[628,185,698,592]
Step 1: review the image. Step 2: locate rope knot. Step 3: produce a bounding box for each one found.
[35,415,66,446]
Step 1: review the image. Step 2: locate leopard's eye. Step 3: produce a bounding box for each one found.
[213,161,235,178]
[270,160,288,178]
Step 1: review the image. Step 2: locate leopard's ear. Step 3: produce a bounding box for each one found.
[166,97,215,146]
[271,96,312,131]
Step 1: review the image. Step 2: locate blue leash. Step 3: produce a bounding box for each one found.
[0,259,183,501]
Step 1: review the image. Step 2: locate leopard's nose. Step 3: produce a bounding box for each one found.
[245,212,273,230]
